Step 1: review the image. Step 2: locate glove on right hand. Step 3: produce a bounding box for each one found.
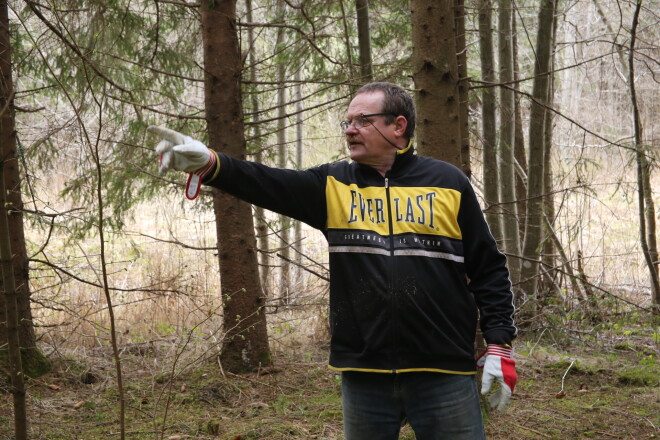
[147,125,215,176]
[147,125,217,199]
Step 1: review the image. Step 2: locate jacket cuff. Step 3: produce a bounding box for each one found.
[484,328,515,346]
[202,150,221,184]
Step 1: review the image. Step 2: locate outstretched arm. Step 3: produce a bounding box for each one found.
[147,125,328,230]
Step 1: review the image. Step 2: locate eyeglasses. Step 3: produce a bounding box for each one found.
[340,113,397,132]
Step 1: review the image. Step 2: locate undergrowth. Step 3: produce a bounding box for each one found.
[1,310,658,440]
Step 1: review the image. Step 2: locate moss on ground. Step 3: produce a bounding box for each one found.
[1,330,659,440]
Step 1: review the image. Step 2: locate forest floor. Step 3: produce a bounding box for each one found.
[1,322,659,440]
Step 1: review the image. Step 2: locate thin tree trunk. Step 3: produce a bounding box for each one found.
[512,11,527,243]
[478,0,502,241]
[201,0,272,372]
[545,216,586,304]
[339,0,356,82]
[592,0,629,81]
[519,0,556,305]
[628,0,660,312]
[246,0,270,298]
[294,69,304,290]
[498,0,521,285]
[411,0,462,166]
[455,0,470,176]
[276,22,290,306]
[540,8,560,302]
[642,161,659,306]
[355,0,373,83]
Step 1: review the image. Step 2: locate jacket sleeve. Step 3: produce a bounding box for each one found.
[457,179,517,346]
[203,153,328,231]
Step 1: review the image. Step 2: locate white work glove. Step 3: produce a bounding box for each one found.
[477,344,518,412]
[147,125,217,200]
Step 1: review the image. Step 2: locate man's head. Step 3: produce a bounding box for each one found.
[354,82,416,140]
[343,82,416,174]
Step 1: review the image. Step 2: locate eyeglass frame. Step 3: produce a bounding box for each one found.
[340,113,398,132]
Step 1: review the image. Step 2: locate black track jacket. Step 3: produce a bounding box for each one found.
[205,144,516,375]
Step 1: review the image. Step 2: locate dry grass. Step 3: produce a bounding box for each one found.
[1,320,658,439]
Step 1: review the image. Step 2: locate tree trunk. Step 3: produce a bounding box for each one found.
[246,0,270,298]
[478,0,502,241]
[519,0,556,306]
[355,0,373,83]
[410,0,462,167]
[498,0,521,285]
[294,69,304,290]
[339,0,356,81]
[593,0,629,81]
[0,0,49,381]
[0,2,28,436]
[628,0,660,312]
[512,13,527,243]
[540,9,560,303]
[0,160,28,440]
[276,24,290,306]
[455,0,470,176]
[201,0,272,372]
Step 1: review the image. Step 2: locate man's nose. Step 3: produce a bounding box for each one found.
[344,122,359,133]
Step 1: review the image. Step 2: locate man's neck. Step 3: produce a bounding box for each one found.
[371,152,398,177]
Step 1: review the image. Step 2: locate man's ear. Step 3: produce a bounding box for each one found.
[394,115,408,138]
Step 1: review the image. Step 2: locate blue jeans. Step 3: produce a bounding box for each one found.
[341,371,486,440]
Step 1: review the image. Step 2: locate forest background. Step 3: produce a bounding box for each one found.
[0,0,658,439]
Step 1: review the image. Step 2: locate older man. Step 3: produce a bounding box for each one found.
[149,82,517,440]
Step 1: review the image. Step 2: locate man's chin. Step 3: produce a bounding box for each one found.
[349,152,363,162]
[348,146,364,160]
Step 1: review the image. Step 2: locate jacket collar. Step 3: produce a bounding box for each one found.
[354,139,416,177]
[388,139,415,174]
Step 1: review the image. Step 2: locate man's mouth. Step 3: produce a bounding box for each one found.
[348,139,363,148]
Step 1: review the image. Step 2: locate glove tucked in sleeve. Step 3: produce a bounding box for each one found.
[477,344,517,412]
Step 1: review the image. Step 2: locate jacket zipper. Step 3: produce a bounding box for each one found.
[384,174,398,372]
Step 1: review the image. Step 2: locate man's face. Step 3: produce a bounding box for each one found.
[343,91,398,167]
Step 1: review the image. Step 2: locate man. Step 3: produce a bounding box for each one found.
[149,82,517,439]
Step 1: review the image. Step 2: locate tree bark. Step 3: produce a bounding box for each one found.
[512,12,527,242]
[410,0,462,167]
[540,8,560,302]
[519,0,556,306]
[293,69,304,290]
[628,0,660,312]
[0,0,50,381]
[498,0,521,285]
[478,0,502,240]
[0,159,27,440]
[246,0,270,298]
[455,0,470,176]
[201,0,272,372]
[0,2,27,436]
[276,22,290,306]
[355,0,373,83]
